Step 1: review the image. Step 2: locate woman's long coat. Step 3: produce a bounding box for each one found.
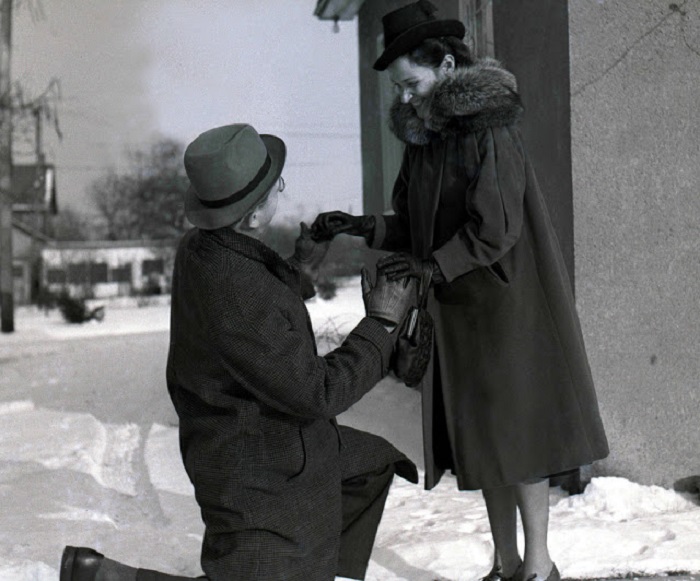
[166,228,417,580]
[373,58,609,491]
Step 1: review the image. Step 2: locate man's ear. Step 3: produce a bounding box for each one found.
[239,209,260,231]
[248,210,261,229]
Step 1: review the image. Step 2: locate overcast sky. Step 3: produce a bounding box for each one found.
[13,0,363,223]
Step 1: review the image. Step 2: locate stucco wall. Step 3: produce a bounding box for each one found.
[569,1,700,487]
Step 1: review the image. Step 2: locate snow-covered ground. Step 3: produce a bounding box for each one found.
[1,277,699,580]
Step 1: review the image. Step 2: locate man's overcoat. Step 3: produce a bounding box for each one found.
[166,228,417,580]
[372,58,609,491]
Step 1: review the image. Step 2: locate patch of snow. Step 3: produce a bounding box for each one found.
[0,402,140,496]
[0,400,35,414]
[0,561,57,581]
[555,476,698,521]
[37,504,118,527]
[144,423,193,496]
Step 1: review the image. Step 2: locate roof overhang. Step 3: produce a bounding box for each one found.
[314,0,365,21]
[12,218,51,243]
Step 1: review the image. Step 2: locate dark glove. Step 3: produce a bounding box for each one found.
[377,252,445,284]
[289,222,330,282]
[361,266,416,328]
[310,211,375,242]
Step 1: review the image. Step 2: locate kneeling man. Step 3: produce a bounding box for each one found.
[60,124,417,581]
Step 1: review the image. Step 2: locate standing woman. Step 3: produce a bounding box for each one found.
[312,2,609,580]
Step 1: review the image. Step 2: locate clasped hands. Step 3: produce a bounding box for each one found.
[376,253,444,285]
[290,222,330,282]
[291,211,369,280]
[296,212,445,331]
[363,254,444,332]
[361,267,415,332]
[310,211,375,242]
[311,211,444,285]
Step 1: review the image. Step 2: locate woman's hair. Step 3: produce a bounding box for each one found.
[407,36,475,68]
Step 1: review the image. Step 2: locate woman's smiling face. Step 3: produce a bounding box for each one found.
[388,55,440,120]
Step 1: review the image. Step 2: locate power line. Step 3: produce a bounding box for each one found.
[57,161,362,172]
[277,131,359,139]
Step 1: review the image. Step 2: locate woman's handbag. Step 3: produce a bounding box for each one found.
[392,268,434,388]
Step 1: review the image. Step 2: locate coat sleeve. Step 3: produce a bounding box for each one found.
[371,147,413,252]
[431,126,526,282]
[209,290,395,420]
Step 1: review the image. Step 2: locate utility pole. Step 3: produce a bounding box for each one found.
[0,0,13,333]
[33,105,48,236]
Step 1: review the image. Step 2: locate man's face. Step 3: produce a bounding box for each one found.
[255,182,281,229]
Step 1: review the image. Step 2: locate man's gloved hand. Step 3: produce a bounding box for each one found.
[310,211,375,243]
[377,252,445,284]
[361,266,416,329]
[290,222,330,281]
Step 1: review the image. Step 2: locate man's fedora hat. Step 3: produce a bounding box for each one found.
[184,124,286,230]
[373,0,466,71]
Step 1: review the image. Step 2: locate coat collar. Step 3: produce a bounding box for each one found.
[203,227,303,294]
[389,57,524,145]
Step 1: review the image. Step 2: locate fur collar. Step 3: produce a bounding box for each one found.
[389,57,523,146]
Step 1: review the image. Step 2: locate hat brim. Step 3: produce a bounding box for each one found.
[184,134,286,230]
[373,20,466,71]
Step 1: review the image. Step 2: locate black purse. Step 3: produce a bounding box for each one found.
[391,269,434,388]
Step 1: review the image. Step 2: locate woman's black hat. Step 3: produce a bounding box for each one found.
[373,0,466,71]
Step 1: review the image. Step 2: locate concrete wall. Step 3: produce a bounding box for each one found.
[492,0,575,285]
[569,1,700,487]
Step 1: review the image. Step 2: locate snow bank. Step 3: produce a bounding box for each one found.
[145,423,193,496]
[0,402,140,496]
[364,474,700,580]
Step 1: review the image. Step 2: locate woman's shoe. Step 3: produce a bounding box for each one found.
[523,563,560,581]
[481,562,524,581]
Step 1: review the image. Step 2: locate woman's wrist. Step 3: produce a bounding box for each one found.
[429,258,446,285]
[358,215,376,244]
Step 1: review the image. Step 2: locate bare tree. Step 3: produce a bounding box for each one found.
[90,170,140,240]
[89,137,190,240]
[49,204,93,241]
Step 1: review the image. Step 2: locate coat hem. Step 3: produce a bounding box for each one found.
[447,454,609,491]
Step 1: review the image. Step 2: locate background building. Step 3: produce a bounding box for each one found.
[41,239,177,299]
[11,219,49,305]
[9,163,57,304]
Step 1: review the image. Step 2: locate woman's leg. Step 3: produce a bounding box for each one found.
[514,479,554,579]
[482,486,522,578]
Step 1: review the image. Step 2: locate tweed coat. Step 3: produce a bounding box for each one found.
[372,57,609,491]
[166,228,417,580]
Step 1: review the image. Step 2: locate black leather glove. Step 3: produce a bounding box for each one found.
[377,252,445,284]
[361,266,416,328]
[310,211,375,243]
[289,222,330,282]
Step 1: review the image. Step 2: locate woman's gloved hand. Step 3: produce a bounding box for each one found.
[361,266,416,330]
[310,211,375,243]
[290,222,330,281]
[377,252,445,284]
